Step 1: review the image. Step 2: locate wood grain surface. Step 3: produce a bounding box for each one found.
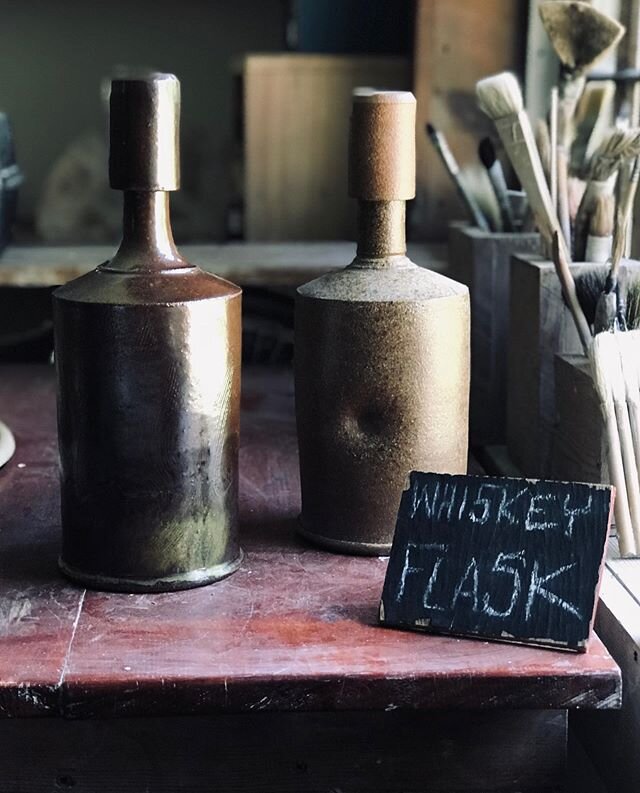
[413,0,527,239]
[0,365,621,719]
[448,224,540,445]
[243,55,410,241]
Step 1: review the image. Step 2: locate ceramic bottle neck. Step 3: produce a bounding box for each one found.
[106,191,187,273]
[356,200,406,260]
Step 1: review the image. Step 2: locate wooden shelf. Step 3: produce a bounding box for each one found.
[0,241,446,288]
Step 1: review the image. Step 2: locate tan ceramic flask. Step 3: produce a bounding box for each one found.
[53,74,242,591]
[295,90,470,555]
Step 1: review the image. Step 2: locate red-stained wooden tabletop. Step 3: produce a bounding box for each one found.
[0,365,621,719]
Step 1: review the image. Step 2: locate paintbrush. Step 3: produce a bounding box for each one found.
[551,232,593,354]
[574,128,640,260]
[626,278,640,330]
[594,158,640,332]
[585,193,614,264]
[459,163,502,233]
[535,119,552,188]
[426,123,491,231]
[478,137,515,232]
[590,332,638,557]
[575,265,608,329]
[476,72,569,258]
[550,88,559,217]
[609,334,640,550]
[539,2,625,109]
[618,331,640,512]
[572,81,616,173]
[568,177,585,226]
[539,2,625,257]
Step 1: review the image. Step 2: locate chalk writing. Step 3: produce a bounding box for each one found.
[380,471,613,651]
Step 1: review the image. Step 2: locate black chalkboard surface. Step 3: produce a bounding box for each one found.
[379,472,614,651]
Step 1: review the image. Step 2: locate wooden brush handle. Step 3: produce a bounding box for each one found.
[556,145,572,253]
[575,177,617,261]
[614,397,640,549]
[629,397,640,456]
[494,110,568,258]
[552,233,592,354]
[603,407,638,557]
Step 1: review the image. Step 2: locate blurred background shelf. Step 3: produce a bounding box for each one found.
[0,241,446,288]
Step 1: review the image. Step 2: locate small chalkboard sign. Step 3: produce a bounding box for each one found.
[380,472,614,651]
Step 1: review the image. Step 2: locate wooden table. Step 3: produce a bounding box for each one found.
[0,365,621,792]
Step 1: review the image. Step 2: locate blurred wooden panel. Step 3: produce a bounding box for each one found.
[244,54,410,241]
[413,0,527,240]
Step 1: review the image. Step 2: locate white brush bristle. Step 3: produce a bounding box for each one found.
[589,128,640,181]
[476,72,523,120]
[460,164,502,232]
[592,331,627,405]
[619,331,640,401]
[590,332,614,407]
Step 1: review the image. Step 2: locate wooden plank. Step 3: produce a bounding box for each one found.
[550,354,604,485]
[0,365,621,718]
[0,242,445,288]
[507,256,584,478]
[448,223,540,445]
[244,54,410,241]
[413,0,527,239]
[0,710,567,793]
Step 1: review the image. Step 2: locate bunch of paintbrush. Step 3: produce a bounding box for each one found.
[536,1,640,263]
[556,165,640,558]
[426,122,529,233]
[476,61,640,557]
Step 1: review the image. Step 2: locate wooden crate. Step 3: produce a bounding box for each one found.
[507,255,640,478]
[448,223,540,446]
[550,353,604,486]
[243,54,410,241]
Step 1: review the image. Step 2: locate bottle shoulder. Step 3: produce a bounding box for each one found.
[297,256,468,304]
[53,263,241,306]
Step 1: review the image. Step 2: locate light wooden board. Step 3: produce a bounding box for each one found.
[243,54,410,241]
[413,0,526,239]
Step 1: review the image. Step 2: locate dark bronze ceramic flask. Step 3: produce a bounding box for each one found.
[295,90,470,555]
[53,74,242,591]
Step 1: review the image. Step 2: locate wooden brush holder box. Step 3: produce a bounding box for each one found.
[550,353,604,485]
[507,255,640,479]
[448,222,540,446]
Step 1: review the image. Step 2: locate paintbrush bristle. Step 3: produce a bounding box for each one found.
[568,177,586,222]
[589,194,615,237]
[575,266,607,327]
[539,2,625,74]
[478,137,497,169]
[461,164,501,232]
[617,332,640,402]
[588,128,640,181]
[627,279,640,329]
[573,81,616,174]
[476,72,523,120]
[589,332,614,408]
